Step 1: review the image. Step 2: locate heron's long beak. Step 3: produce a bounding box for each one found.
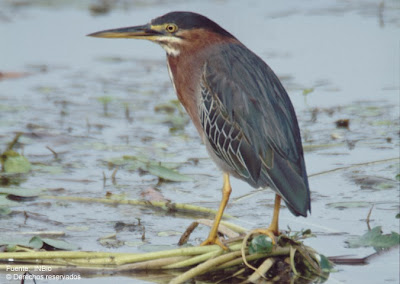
[87,24,161,39]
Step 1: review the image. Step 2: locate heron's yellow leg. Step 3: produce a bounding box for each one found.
[254,194,281,243]
[200,173,231,250]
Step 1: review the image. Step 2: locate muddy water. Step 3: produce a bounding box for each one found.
[0,1,399,283]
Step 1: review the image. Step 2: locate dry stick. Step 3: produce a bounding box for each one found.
[46,146,58,159]
[366,205,374,231]
[111,167,118,183]
[308,157,398,178]
[6,132,22,151]
[178,221,199,245]
[178,220,245,246]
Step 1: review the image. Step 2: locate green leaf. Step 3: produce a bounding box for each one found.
[302,88,314,96]
[145,164,193,182]
[319,254,335,272]
[248,235,273,255]
[346,226,400,250]
[2,150,31,174]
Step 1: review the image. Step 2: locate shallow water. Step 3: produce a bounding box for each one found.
[0,0,399,283]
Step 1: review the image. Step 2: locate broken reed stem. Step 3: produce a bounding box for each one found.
[247,257,275,283]
[220,220,248,234]
[40,195,233,219]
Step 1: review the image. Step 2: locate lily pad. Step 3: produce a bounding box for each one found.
[346,226,400,251]
[115,155,193,182]
[0,237,43,251]
[145,163,193,182]
[29,236,45,248]
[30,236,79,251]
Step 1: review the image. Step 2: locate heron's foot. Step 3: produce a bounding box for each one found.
[200,235,228,250]
[253,227,279,244]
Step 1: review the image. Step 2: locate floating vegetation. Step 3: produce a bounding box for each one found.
[0,228,332,283]
[0,150,31,174]
[0,133,31,174]
[346,226,400,251]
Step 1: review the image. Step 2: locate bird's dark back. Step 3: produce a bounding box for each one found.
[202,43,311,216]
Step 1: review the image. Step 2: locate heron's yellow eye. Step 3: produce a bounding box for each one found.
[166,24,178,33]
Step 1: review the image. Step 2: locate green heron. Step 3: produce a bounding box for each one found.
[88,11,310,248]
